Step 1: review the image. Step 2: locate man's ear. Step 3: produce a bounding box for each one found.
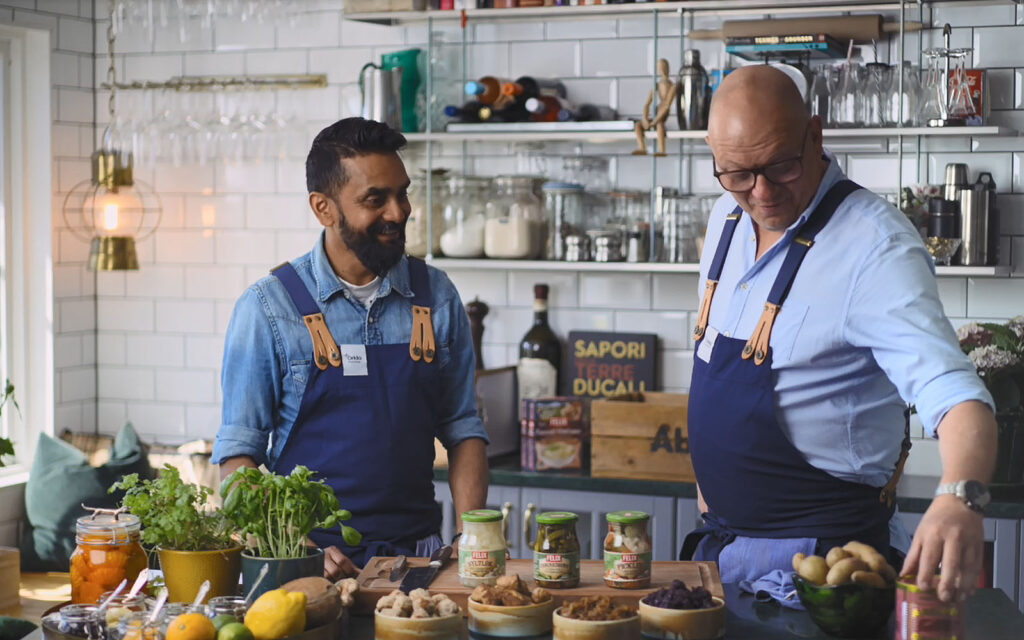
[309,191,337,227]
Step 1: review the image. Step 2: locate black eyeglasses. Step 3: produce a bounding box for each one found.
[712,126,811,193]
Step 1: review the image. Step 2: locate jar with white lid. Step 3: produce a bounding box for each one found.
[440,175,490,258]
[458,509,507,587]
[484,176,545,259]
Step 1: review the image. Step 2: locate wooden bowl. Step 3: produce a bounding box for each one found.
[467,597,555,637]
[638,597,726,639]
[372,610,462,640]
[551,607,640,640]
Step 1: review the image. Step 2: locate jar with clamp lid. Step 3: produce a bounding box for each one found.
[70,509,148,604]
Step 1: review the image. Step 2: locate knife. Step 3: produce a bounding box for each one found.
[399,545,452,593]
[389,555,408,582]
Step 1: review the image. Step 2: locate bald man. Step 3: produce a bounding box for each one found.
[682,66,997,605]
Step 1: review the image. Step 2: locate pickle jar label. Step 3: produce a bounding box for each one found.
[459,548,505,579]
[604,550,652,583]
[534,551,580,583]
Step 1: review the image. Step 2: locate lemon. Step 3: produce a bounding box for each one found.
[211,615,237,632]
[166,613,217,640]
[217,622,254,640]
[244,589,307,640]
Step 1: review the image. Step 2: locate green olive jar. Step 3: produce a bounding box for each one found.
[533,511,580,588]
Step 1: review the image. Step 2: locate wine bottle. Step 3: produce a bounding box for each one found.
[518,284,561,418]
[480,102,530,123]
[444,101,485,123]
[501,76,568,101]
[557,103,618,122]
[525,96,572,122]
[465,76,509,104]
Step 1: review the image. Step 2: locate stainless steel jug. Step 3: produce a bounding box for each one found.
[959,172,998,266]
[359,63,403,131]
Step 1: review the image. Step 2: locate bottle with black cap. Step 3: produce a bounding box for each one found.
[925,196,961,266]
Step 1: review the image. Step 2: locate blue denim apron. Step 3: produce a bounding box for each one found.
[681,180,904,571]
[270,257,443,567]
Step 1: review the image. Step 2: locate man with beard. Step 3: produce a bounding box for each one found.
[213,118,489,579]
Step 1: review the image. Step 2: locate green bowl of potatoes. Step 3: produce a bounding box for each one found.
[792,573,894,638]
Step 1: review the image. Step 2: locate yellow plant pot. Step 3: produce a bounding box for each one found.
[158,546,243,603]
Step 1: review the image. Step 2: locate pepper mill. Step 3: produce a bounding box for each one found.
[465,297,489,370]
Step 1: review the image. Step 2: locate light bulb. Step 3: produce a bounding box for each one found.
[104,203,119,231]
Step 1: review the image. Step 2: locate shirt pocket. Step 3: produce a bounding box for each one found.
[768,302,809,364]
[289,359,311,390]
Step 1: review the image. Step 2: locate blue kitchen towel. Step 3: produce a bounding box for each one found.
[739,569,804,610]
[719,536,816,610]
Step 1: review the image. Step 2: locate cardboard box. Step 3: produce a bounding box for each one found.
[590,392,694,482]
[521,397,589,472]
[0,546,19,611]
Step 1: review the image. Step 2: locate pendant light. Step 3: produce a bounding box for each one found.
[62,11,161,271]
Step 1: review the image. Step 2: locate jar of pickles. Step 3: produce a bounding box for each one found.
[70,511,148,604]
[457,509,507,587]
[533,512,580,588]
[603,511,652,589]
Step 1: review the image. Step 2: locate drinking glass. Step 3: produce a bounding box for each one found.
[947,49,976,121]
[920,50,949,125]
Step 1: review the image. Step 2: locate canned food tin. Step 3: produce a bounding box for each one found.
[895,576,965,640]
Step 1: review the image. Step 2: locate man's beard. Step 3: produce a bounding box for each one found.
[338,209,407,277]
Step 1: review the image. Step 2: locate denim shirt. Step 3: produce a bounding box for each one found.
[212,232,488,468]
[699,151,993,487]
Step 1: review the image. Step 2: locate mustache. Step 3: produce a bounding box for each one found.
[370,220,404,236]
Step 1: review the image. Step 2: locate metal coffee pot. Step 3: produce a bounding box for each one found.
[359,63,403,131]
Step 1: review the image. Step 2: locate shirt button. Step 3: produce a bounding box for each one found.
[741,282,749,290]
[724,331,731,337]
[368,317,375,323]
[343,291,350,298]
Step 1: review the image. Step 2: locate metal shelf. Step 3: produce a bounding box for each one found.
[933,265,1012,277]
[344,0,1017,24]
[404,126,1017,144]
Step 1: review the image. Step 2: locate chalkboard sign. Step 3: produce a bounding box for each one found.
[568,331,658,398]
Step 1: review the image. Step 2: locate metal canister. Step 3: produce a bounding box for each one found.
[895,576,965,640]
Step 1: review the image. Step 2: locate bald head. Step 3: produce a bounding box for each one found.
[708,65,809,142]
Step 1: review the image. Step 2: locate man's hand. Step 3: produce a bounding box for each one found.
[323,546,360,580]
[901,494,984,603]
[640,117,652,130]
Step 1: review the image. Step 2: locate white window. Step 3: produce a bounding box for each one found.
[0,24,52,483]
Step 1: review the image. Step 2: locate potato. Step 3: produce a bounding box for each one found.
[850,570,887,588]
[825,547,852,568]
[876,563,897,585]
[843,541,886,568]
[792,552,807,572]
[797,555,829,585]
[826,557,869,586]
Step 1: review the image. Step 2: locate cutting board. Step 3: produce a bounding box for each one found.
[352,557,723,616]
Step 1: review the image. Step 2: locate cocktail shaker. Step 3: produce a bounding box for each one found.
[676,50,709,131]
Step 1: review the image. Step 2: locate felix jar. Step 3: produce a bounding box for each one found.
[70,512,147,604]
[533,512,581,589]
[603,511,652,589]
[458,509,507,587]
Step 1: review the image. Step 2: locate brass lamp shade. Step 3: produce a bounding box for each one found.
[89,236,139,271]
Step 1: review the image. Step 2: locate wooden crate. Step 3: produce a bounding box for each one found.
[0,546,20,611]
[590,392,694,482]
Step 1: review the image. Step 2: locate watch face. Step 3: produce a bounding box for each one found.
[964,480,991,508]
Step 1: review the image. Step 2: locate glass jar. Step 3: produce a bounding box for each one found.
[110,612,163,640]
[543,182,585,261]
[533,511,580,589]
[484,175,545,259]
[602,510,652,589]
[99,592,148,627]
[205,595,247,619]
[70,512,148,604]
[457,509,507,587]
[55,604,102,639]
[440,175,490,258]
[406,169,448,258]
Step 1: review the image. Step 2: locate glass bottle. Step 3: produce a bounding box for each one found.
[862,63,890,127]
[70,512,148,604]
[809,66,830,124]
[457,509,507,588]
[831,63,861,127]
[518,284,560,414]
[440,175,490,258]
[603,511,652,589]
[887,61,922,127]
[406,169,448,258]
[484,175,545,259]
[533,511,580,589]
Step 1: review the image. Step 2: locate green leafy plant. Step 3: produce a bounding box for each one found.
[220,465,361,559]
[957,317,1024,413]
[0,379,19,467]
[110,464,237,551]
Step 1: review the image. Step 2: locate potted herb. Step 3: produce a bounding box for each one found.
[110,464,243,602]
[220,465,360,598]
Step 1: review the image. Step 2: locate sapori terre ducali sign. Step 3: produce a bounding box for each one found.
[568,331,657,398]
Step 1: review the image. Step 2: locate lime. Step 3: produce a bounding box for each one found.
[217,622,254,640]
[211,615,237,632]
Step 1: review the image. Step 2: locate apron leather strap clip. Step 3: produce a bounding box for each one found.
[694,280,718,341]
[742,302,780,366]
[304,313,342,371]
[410,305,436,363]
[879,428,913,508]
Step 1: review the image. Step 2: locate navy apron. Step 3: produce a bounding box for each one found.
[271,257,443,567]
[681,180,909,565]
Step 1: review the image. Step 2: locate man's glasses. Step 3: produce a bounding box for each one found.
[712,126,811,193]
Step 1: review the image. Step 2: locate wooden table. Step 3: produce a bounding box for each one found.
[1,573,71,622]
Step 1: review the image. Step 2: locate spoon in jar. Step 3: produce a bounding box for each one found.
[148,588,169,624]
[95,579,128,618]
[243,564,270,607]
[127,570,149,598]
[191,580,211,610]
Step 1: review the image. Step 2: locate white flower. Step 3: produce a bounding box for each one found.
[1008,316,1024,340]
[968,345,1020,375]
[957,322,992,345]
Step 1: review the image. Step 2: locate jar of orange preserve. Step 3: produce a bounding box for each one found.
[70,510,148,604]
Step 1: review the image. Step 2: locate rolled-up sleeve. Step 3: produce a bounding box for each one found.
[212,286,285,466]
[843,232,994,437]
[432,276,489,450]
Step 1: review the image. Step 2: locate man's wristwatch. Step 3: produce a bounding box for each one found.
[934,480,991,514]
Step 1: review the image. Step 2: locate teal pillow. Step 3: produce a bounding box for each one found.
[20,423,154,571]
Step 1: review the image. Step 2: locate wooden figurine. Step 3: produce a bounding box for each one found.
[633,58,678,157]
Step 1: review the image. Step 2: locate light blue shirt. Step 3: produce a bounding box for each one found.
[698,151,993,488]
[212,232,488,468]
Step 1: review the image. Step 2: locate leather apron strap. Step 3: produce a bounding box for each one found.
[272,262,341,370]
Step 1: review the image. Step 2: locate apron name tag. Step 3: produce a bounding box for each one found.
[340,344,369,376]
[696,326,719,364]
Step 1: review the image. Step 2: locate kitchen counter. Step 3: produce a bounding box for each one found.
[435,455,1024,518]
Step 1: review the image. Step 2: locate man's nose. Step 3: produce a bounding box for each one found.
[383,197,408,222]
[749,173,780,201]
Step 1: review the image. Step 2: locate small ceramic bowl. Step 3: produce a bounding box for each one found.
[372,610,462,640]
[792,574,895,638]
[468,597,555,637]
[551,607,640,640]
[638,597,726,640]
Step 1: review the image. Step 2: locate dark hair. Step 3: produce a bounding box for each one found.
[305,117,407,195]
